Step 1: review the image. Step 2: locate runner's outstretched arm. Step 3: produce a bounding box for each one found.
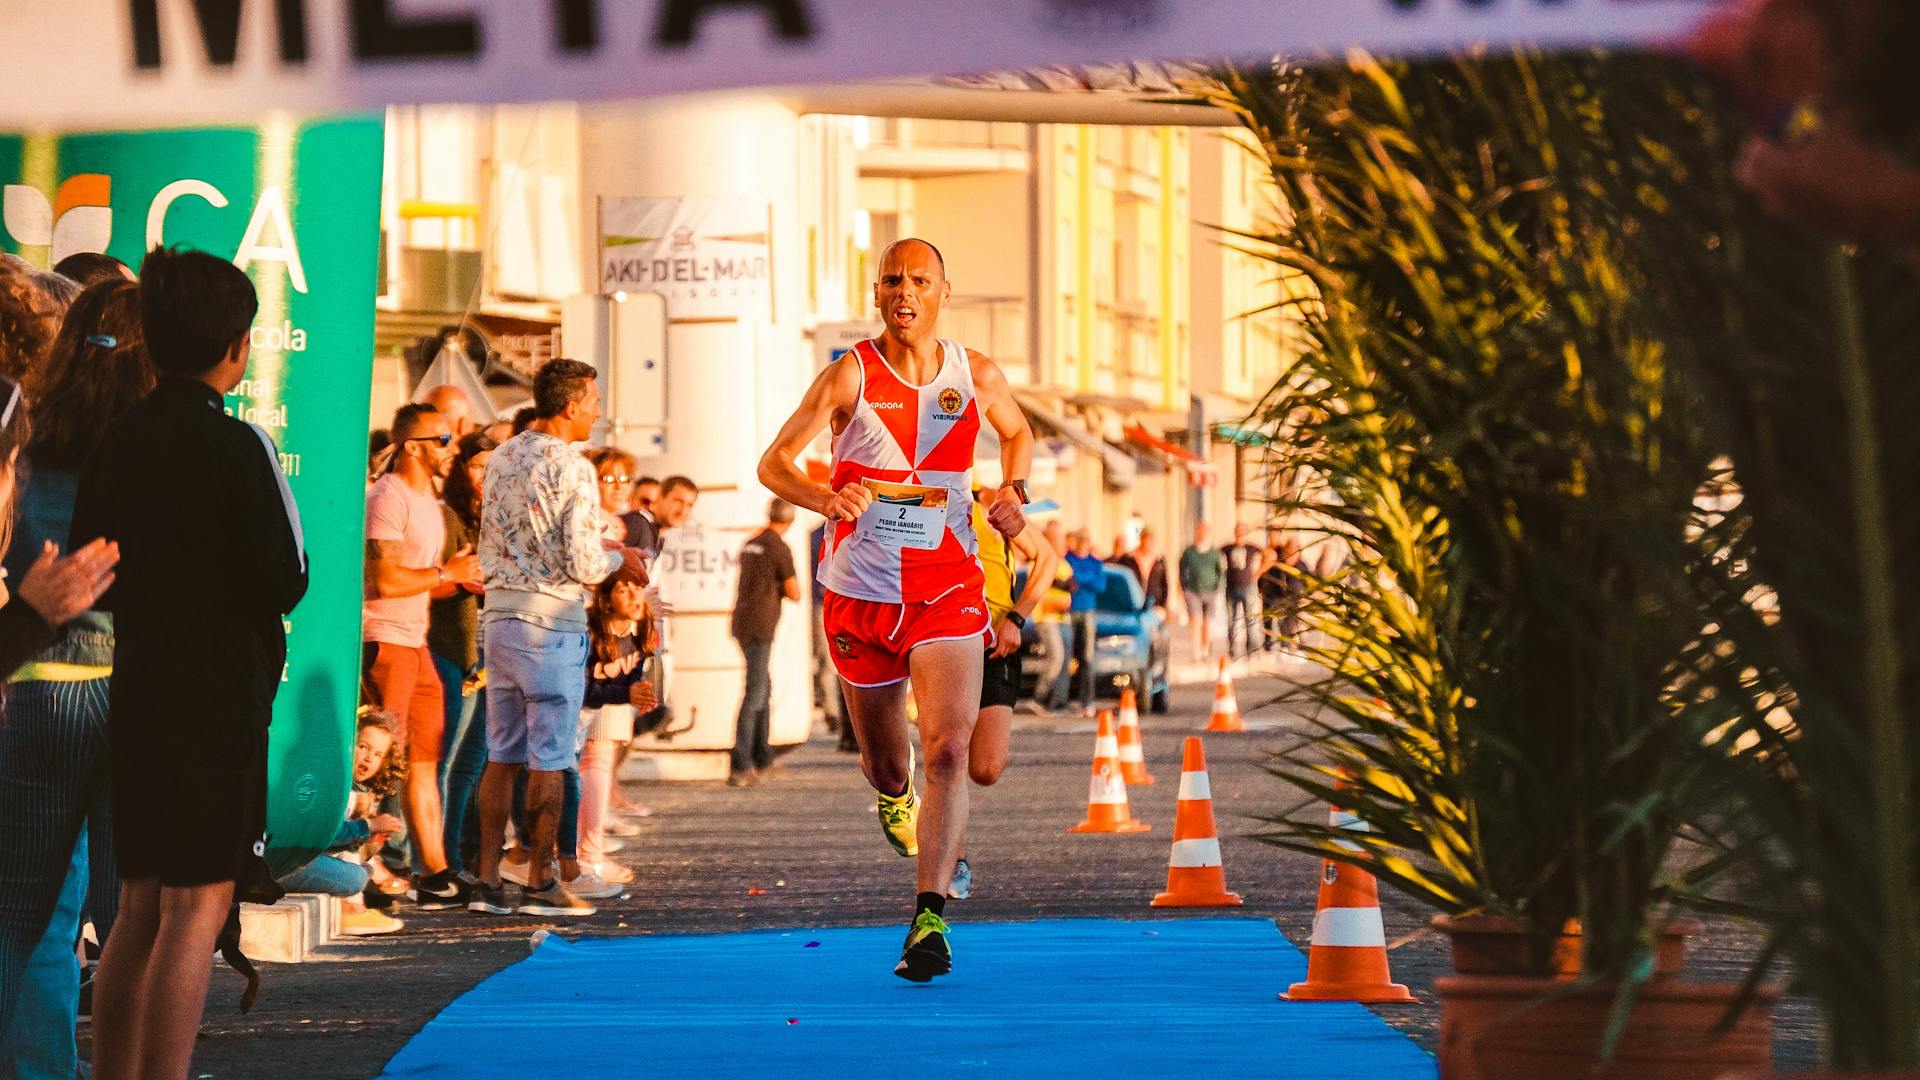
[969,351,1033,541]
[758,356,872,523]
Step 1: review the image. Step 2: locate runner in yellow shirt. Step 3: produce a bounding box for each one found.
[949,462,1057,899]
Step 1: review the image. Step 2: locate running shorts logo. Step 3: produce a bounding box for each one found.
[937,387,964,415]
[832,634,858,657]
[961,606,983,617]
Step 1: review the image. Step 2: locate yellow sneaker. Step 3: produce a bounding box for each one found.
[894,909,952,982]
[877,778,920,858]
[339,906,404,936]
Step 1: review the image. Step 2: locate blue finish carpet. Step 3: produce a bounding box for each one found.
[379,918,1436,1079]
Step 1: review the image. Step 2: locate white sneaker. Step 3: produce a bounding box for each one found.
[498,853,532,887]
[593,861,635,885]
[563,867,625,900]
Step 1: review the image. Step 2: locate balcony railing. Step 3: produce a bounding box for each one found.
[944,294,1027,370]
[868,118,1028,151]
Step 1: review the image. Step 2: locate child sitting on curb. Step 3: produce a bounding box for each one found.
[276,710,408,935]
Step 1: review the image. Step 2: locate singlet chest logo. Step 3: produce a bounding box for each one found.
[870,400,906,411]
[934,387,968,421]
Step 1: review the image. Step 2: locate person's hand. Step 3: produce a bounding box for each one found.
[619,546,650,587]
[1682,0,1833,123]
[822,482,874,523]
[989,617,1023,658]
[987,486,1026,540]
[630,679,658,713]
[1737,130,1920,246]
[444,545,482,588]
[646,584,675,619]
[16,539,118,626]
[368,813,404,835]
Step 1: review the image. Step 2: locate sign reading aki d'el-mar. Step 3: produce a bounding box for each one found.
[0,118,383,870]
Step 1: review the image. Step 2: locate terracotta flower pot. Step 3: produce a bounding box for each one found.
[1435,918,1777,1080]
[1433,915,1697,978]
[1719,1074,1920,1079]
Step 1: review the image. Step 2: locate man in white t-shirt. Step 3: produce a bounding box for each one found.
[364,403,482,906]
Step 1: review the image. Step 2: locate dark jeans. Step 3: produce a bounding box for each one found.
[0,675,115,1038]
[1227,587,1262,658]
[432,651,487,874]
[1260,588,1292,651]
[1070,610,1098,712]
[1038,620,1071,709]
[733,640,774,775]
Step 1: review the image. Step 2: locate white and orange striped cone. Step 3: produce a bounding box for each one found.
[1115,691,1154,786]
[1282,803,1415,1003]
[1151,737,1243,908]
[1067,710,1151,834]
[1204,656,1243,733]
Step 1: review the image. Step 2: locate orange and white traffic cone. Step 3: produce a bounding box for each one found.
[1068,711,1151,834]
[1151,737,1242,908]
[1282,802,1415,1003]
[1115,691,1154,786]
[1205,656,1243,733]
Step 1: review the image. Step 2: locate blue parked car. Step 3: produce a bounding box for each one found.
[1017,564,1171,713]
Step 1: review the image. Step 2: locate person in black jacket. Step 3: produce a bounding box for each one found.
[71,248,307,1080]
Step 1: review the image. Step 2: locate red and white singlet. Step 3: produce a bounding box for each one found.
[817,337,983,604]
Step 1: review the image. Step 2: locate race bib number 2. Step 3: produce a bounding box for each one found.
[858,481,947,551]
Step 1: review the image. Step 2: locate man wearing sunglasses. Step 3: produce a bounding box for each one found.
[363,403,483,907]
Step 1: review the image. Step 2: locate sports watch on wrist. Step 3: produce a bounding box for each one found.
[1001,479,1030,504]
[1006,611,1028,630]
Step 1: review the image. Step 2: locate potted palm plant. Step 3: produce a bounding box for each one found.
[1196,50,1778,1078]
[1652,81,1920,1080]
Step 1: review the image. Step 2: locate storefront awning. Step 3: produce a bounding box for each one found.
[1015,392,1137,491]
[1125,423,1217,487]
[1211,423,1271,447]
[975,425,1062,491]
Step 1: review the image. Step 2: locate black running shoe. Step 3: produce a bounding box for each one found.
[467,879,513,916]
[893,910,952,982]
[409,868,468,909]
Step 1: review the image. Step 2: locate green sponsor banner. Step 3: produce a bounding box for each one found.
[0,117,383,870]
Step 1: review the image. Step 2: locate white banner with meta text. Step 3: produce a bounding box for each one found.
[1,0,1712,129]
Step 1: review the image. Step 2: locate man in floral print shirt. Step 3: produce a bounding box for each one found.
[468,358,646,919]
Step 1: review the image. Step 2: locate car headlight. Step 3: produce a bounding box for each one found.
[1095,635,1135,653]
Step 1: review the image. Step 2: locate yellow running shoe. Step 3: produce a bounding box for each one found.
[877,778,920,858]
[894,909,952,982]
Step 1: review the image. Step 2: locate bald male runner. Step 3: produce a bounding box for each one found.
[759,238,1032,981]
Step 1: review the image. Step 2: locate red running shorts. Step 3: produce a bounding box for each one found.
[822,586,992,688]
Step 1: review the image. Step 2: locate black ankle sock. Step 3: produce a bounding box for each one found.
[916,892,945,918]
[882,779,910,799]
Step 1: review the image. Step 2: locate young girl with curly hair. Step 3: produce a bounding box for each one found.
[274,710,409,935]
